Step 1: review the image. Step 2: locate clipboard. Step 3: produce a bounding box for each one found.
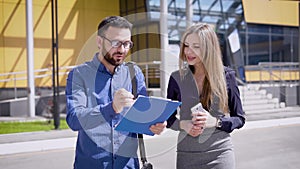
[115,95,181,136]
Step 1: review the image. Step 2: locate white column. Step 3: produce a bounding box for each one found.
[160,0,168,97]
[26,0,35,117]
[186,0,193,28]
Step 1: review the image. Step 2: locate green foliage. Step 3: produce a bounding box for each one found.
[0,119,69,134]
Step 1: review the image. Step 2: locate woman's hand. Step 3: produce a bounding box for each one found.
[180,120,204,137]
[192,111,217,129]
[191,111,207,131]
[205,112,217,128]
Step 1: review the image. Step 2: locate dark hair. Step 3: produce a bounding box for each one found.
[97,16,132,36]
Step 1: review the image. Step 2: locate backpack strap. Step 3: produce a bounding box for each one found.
[126,62,137,98]
[126,62,149,166]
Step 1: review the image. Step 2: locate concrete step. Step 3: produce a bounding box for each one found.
[239,84,299,121]
[241,98,279,106]
[246,107,286,115]
[241,94,268,101]
[239,88,267,95]
[239,84,282,113]
[243,102,279,111]
[246,106,300,121]
[246,106,300,114]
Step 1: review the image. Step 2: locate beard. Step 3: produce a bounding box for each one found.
[102,45,124,66]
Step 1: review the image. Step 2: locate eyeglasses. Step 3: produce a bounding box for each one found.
[101,36,133,49]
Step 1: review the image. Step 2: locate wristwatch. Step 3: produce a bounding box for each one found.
[216,117,222,128]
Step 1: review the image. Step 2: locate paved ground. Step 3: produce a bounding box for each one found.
[232,122,300,169]
[0,117,300,169]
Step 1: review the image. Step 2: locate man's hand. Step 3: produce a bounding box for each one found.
[150,121,167,135]
[112,88,134,113]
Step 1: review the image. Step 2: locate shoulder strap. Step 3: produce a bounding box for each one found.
[126,62,149,166]
[126,62,137,98]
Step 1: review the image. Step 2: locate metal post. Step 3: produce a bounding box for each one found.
[186,0,193,28]
[51,0,60,129]
[54,0,60,129]
[14,74,17,99]
[160,0,168,97]
[145,64,149,88]
[298,2,300,105]
[269,27,272,86]
[245,24,249,65]
[26,0,35,117]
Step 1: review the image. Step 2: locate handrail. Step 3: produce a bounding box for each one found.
[0,62,162,99]
[258,62,299,67]
[0,66,76,82]
[257,62,299,86]
[1,61,299,106]
[240,62,299,107]
[0,66,76,99]
[136,61,161,88]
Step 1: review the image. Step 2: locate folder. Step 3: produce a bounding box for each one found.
[115,95,182,136]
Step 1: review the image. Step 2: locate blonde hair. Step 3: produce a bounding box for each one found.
[179,23,228,113]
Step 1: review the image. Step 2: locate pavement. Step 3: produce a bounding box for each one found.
[0,110,300,156]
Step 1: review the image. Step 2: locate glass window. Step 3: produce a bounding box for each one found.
[200,0,216,10]
[248,33,269,64]
[248,25,269,33]
[210,1,221,12]
[221,1,235,11]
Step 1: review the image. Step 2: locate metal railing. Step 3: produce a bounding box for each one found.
[243,62,300,107]
[0,66,75,99]
[136,61,161,88]
[0,62,163,100]
[257,62,299,87]
[245,62,299,84]
[3,61,298,100]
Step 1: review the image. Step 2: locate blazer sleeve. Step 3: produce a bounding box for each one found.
[219,68,246,133]
[166,74,181,130]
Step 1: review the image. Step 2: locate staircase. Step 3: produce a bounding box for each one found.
[239,84,300,121]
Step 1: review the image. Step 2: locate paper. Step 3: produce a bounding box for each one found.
[115,95,181,136]
[228,29,241,53]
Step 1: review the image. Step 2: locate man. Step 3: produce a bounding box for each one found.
[66,16,166,169]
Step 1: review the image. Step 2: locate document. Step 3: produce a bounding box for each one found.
[115,95,181,136]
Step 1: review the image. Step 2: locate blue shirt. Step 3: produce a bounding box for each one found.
[66,54,147,169]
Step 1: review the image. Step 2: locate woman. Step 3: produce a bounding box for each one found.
[166,23,245,169]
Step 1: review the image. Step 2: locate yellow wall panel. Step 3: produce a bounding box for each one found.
[63,11,79,40]
[0,0,4,74]
[245,70,299,82]
[34,48,51,69]
[76,33,98,65]
[0,48,4,73]
[0,2,3,38]
[33,2,52,38]
[0,0,120,88]
[59,49,75,67]
[242,0,299,27]
[4,47,26,72]
[56,0,77,37]
[2,2,26,37]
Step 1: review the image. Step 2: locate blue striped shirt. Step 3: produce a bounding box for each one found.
[66,54,147,169]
